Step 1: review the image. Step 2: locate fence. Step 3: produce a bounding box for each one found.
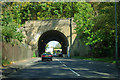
[2,42,33,62]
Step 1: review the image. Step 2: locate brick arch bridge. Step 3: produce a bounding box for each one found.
[22,18,89,57]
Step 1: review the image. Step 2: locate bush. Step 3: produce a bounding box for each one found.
[32,51,36,57]
[2,59,10,66]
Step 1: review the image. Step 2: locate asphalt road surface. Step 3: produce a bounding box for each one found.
[3,57,120,80]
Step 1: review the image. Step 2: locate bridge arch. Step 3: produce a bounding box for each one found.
[38,30,69,57]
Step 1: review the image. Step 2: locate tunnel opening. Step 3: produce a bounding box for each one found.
[45,41,62,56]
[45,41,61,52]
[38,30,69,57]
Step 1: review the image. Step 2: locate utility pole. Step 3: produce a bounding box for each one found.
[114,1,120,79]
[70,18,72,47]
[68,2,73,58]
[115,1,118,66]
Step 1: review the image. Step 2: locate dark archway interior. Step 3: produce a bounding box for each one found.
[38,30,69,57]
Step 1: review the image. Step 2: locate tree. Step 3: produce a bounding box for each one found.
[2,2,83,24]
[2,3,24,43]
[73,2,94,45]
[91,2,120,57]
[54,43,61,49]
[74,2,120,57]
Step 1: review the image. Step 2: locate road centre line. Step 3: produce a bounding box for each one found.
[55,58,80,77]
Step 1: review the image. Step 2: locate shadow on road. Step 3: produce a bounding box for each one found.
[1,57,119,80]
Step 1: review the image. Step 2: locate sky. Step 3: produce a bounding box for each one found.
[48,41,59,47]
[46,41,60,53]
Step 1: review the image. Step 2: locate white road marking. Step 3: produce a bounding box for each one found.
[69,68,81,76]
[55,58,80,77]
[60,61,62,64]
[63,64,67,67]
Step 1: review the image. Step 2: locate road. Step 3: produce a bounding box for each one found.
[3,57,119,80]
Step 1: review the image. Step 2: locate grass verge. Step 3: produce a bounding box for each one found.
[71,56,120,64]
[2,59,10,66]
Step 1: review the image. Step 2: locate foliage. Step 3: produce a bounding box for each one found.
[74,2,94,45]
[74,2,120,57]
[2,59,10,66]
[91,2,120,57]
[2,2,80,24]
[2,3,24,43]
[2,22,24,42]
[72,56,120,64]
[54,43,61,49]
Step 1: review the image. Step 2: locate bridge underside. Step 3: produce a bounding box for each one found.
[38,30,69,57]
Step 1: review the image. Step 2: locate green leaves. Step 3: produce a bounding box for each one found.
[74,3,95,45]
[2,4,24,43]
[73,2,120,57]
[2,21,24,43]
[2,2,91,24]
